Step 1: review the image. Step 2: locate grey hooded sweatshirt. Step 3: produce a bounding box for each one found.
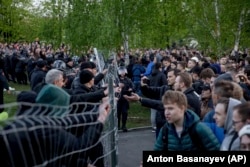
[220,98,241,151]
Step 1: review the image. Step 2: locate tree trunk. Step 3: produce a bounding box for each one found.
[214,0,221,57]
[122,32,129,66]
[233,8,246,55]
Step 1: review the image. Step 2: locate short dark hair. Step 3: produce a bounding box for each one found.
[234,102,250,121]
[178,72,192,88]
[153,62,162,70]
[217,97,230,114]
[191,66,202,75]
[200,68,215,79]
[36,59,47,68]
[171,53,181,61]
[89,61,97,69]
[168,69,181,77]
[161,56,171,62]
[149,53,155,61]
[214,80,234,98]
[177,61,186,69]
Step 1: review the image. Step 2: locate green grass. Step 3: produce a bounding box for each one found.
[1,83,31,125]
[3,82,151,128]
[127,102,151,129]
[3,83,30,104]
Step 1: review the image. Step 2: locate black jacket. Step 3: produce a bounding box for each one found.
[141,86,201,117]
[27,57,36,76]
[3,55,11,71]
[140,98,166,129]
[70,89,106,104]
[0,116,103,167]
[184,87,201,117]
[192,80,204,95]
[10,53,18,72]
[141,85,170,100]
[0,72,9,112]
[73,83,97,95]
[71,73,105,91]
[94,73,105,85]
[141,85,171,128]
[30,68,47,91]
[149,69,167,87]
[117,77,134,110]
[140,86,201,129]
[71,84,105,136]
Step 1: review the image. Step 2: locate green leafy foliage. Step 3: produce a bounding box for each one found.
[0,0,249,55]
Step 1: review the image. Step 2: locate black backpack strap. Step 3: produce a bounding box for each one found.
[228,132,238,151]
[161,123,169,151]
[162,122,205,151]
[188,122,205,151]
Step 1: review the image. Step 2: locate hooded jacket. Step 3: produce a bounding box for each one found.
[220,98,241,151]
[17,86,68,115]
[36,84,70,106]
[34,84,70,116]
[214,72,233,84]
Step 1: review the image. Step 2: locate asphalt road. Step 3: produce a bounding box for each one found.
[117,127,156,167]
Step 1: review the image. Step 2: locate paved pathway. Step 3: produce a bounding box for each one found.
[117,127,156,167]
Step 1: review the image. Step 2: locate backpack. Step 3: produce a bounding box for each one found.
[161,122,205,151]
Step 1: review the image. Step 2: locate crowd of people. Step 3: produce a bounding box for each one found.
[124,47,250,152]
[0,40,250,166]
[0,41,116,167]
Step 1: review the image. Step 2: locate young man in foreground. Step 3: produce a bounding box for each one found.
[154,90,220,151]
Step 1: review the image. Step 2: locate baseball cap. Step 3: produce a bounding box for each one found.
[191,57,199,63]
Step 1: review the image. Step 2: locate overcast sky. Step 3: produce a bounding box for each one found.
[32,0,42,7]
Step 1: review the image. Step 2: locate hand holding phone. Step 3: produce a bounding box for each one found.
[141,76,149,86]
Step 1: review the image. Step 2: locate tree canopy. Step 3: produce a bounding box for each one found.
[0,0,249,55]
